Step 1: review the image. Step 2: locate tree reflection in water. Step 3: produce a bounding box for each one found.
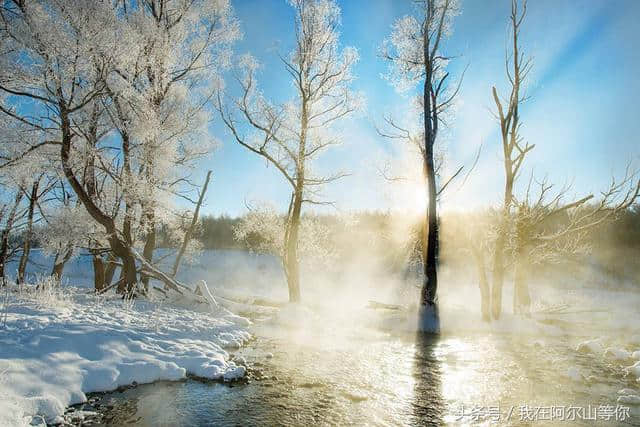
[412,333,444,426]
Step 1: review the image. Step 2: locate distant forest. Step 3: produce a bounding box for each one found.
[18,204,640,283]
[168,207,640,282]
[181,206,640,252]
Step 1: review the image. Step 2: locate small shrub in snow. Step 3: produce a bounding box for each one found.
[23,276,71,308]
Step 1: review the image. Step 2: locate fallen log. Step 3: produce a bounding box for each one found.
[130,248,188,295]
[367,300,402,311]
[215,292,286,308]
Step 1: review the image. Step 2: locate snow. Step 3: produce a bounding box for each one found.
[604,347,632,361]
[617,394,640,405]
[576,338,604,354]
[0,285,250,426]
[626,360,640,380]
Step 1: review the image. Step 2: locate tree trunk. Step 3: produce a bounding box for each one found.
[0,192,24,284]
[283,191,302,303]
[0,230,9,283]
[421,64,438,309]
[172,170,212,277]
[491,174,513,320]
[491,232,506,320]
[422,159,438,307]
[141,224,155,291]
[471,244,491,321]
[104,252,117,287]
[51,245,73,280]
[115,250,137,295]
[17,180,40,285]
[513,245,531,315]
[91,251,106,292]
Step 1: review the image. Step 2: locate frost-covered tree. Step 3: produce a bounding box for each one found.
[234,203,337,272]
[381,0,461,330]
[0,129,58,285]
[216,0,361,302]
[0,0,135,289]
[0,0,238,294]
[104,0,239,288]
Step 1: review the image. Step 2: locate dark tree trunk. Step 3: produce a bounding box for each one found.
[91,251,106,292]
[104,252,117,287]
[421,56,438,309]
[51,245,73,280]
[17,180,40,284]
[0,192,24,284]
[116,252,137,295]
[0,230,9,283]
[60,104,138,295]
[421,158,438,307]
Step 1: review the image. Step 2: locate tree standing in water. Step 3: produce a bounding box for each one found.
[381,0,461,331]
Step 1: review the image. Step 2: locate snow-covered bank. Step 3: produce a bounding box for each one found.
[0,284,251,426]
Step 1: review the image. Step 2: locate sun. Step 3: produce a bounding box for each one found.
[409,181,428,216]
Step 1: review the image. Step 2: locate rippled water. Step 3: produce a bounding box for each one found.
[82,305,640,426]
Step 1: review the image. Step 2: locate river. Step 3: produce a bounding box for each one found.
[72,301,640,426]
[14,249,639,425]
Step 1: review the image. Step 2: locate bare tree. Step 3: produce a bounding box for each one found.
[510,171,640,314]
[488,0,534,319]
[0,189,25,284]
[216,0,360,302]
[381,0,462,330]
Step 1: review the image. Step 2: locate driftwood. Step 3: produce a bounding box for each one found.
[216,293,286,308]
[131,248,188,295]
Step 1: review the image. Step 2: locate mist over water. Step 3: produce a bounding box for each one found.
[70,242,640,425]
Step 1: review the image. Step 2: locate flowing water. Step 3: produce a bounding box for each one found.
[20,249,634,425]
[74,304,640,426]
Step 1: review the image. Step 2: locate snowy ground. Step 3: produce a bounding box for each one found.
[0,282,250,426]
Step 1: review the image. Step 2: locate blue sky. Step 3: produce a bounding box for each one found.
[203,0,640,217]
